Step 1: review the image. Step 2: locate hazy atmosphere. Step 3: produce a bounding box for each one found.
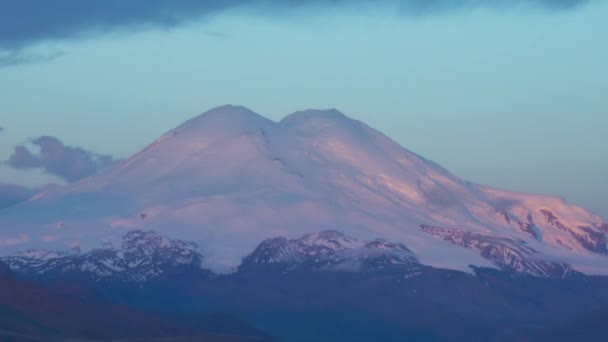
[1,0,607,218]
[2,2,608,341]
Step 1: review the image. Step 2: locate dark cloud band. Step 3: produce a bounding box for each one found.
[0,0,588,50]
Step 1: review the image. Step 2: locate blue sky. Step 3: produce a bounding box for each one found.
[0,1,607,217]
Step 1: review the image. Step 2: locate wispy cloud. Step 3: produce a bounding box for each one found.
[0,0,589,51]
[0,49,64,68]
[0,234,29,246]
[7,136,117,182]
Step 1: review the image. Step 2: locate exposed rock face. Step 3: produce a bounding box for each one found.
[3,228,586,280]
[540,209,569,232]
[240,230,419,273]
[3,230,420,281]
[539,209,608,254]
[2,106,607,275]
[420,225,572,278]
[2,230,203,281]
[573,226,608,254]
[504,212,543,241]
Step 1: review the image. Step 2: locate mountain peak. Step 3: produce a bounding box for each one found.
[2,105,607,276]
[291,108,345,117]
[201,104,257,117]
[175,105,275,134]
[241,230,418,272]
[280,108,350,126]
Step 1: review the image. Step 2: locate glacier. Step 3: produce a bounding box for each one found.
[0,105,606,275]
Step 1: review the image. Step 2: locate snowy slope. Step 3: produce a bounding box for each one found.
[0,105,606,275]
[240,230,419,272]
[3,230,202,281]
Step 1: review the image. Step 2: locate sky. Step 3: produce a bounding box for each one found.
[0,0,607,218]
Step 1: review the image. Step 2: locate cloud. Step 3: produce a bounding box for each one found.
[7,136,117,182]
[0,0,589,51]
[0,234,29,246]
[0,49,64,68]
[41,235,57,242]
[395,0,586,14]
[0,183,34,210]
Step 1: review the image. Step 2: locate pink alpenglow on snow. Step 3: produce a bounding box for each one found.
[0,105,606,275]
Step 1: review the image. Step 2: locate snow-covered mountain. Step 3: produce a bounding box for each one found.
[0,105,606,276]
[2,230,421,280]
[2,230,203,281]
[240,230,419,273]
